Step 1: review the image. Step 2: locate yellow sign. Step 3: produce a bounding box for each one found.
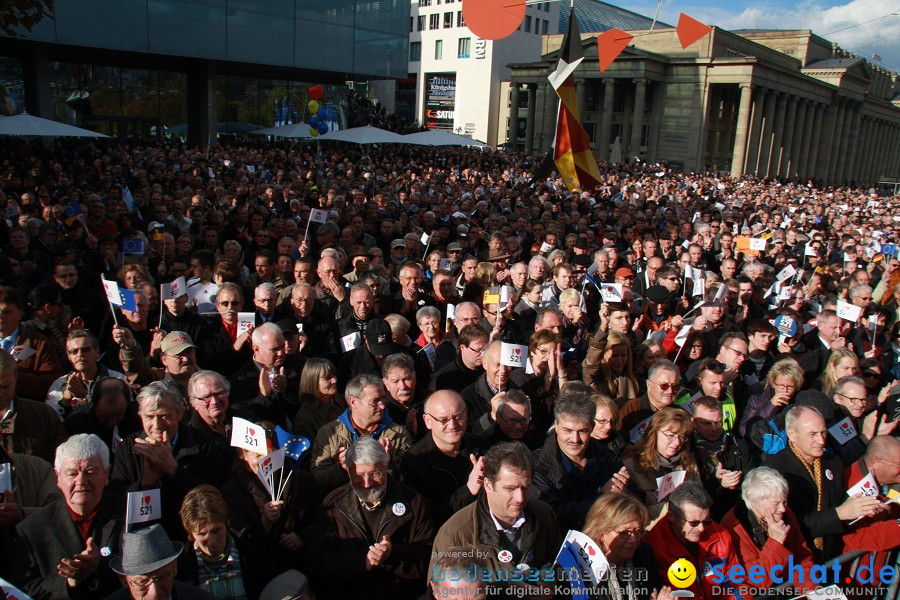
[667,558,697,589]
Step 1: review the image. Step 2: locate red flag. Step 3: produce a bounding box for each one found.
[676,13,712,49]
[596,28,634,73]
[462,0,525,41]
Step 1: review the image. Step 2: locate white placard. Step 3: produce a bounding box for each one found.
[628,415,653,443]
[674,324,692,347]
[231,417,268,454]
[558,530,610,585]
[126,488,161,526]
[160,276,188,299]
[847,471,878,497]
[540,241,553,253]
[257,448,285,495]
[776,264,796,282]
[713,283,727,304]
[691,277,705,298]
[836,301,863,322]
[684,265,702,281]
[309,208,328,224]
[247,165,256,174]
[0,576,29,599]
[421,232,431,245]
[439,258,452,270]
[599,283,623,302]
[500,286,510,309]
[9,345,35,362]
[237,312,255,336]
[0,463,11,501]
[828,416,858,445]
[446,304,456,320]
[102,277,121,306]
[805,244,818,257]
[656,470,687,501]
[340,331,362,353]
[749,238,767,251]
[500,342,528,368]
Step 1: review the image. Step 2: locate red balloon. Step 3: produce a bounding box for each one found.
[309,85,324,101]
[462,0,525,41]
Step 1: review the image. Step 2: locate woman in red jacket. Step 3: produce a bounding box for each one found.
[720,467,816,598]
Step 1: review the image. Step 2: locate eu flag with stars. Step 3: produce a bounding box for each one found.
[274,426,310,465]
[122,238,144,254]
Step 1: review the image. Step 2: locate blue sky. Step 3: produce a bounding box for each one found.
[625,0,900,72]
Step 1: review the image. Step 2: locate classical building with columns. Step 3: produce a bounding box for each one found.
[505,27,899,185]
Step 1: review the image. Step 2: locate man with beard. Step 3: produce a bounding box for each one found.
[305,437,433,600]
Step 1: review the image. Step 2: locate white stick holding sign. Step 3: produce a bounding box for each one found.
[836,300,863,323]
[237,313,255,336]
[421,232,432,259]
[500,342,528,368]
[101,278,121,326]
[126,488,161,529]
[231,417,268,454]
[257,448,285,501]
[304,208,328,240]
[656,470,687,501]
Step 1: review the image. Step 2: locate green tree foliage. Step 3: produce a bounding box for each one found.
[0,0,53,37]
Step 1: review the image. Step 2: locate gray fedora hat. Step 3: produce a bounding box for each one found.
[110,524,183,576]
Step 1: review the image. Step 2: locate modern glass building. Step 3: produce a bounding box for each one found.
[0,0,409,143]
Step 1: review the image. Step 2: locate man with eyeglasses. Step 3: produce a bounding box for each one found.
[198,282,252,374]
[646,481,742,600]
[119,330,197,403]
[185,370,234,483]
[620,360,681,440]
[533,393,628,531]
[311,374,411,493]
[306,437,433,600]
[402,390,489,525]
[690,396,753,520]
[47,330,125,420]
[460,341,520,429]
[429,324,488,393]
[475,390,544,450]
[434,302,483,372]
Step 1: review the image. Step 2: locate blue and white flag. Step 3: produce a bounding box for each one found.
[122,238,144,254]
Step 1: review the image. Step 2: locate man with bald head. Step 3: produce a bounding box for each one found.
[764,405,883,560]
[434,301,483,371]
[460,340,519,427]
[401,390,489,524]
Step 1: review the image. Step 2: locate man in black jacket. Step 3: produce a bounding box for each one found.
[228,323,299,427]
[428,324,487,393]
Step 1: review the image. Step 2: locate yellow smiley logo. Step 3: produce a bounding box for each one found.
[667,558,697,589]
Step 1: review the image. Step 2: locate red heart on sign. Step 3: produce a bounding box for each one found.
[143,495,151,504]
[263,458,271,468]
[249,427,256,436]
[587,545,596,556]
[514,348,521,355]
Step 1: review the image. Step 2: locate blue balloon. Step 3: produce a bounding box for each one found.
[309,116,319,128]
[318,123,329,135]
[317,108,326,120]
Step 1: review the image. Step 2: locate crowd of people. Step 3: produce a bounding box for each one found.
[0,134,897,600]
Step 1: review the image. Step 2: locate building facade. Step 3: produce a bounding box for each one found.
[0,0,410,144]
[507,28,899,185]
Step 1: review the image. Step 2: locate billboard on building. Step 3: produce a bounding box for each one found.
[424,73,456,130]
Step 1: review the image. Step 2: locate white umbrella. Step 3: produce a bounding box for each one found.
[249,123,313,138]
[316,125,406,145]
[610,136,623,164]
[402,130,490,147]
[0,113,109,138]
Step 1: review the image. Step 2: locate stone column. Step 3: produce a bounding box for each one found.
[827,98,847,183]
[730,83,754,177]
[859,117,874,185]
[766,93,788,178]
[629,79,648,160]
[744,87,766,175]
[814,101,838,182]
[834,101,855,184]
[787,99,808,178]
[540,82,557,153]
[576,81,586,119]
[756,90,778,176]
[597,78,615,161]
[524,84,537,154]
[805,104,824,181]
[507,83,521,149]
[842,103,862,184]
[795,101,814,179]
[779,96,799,177]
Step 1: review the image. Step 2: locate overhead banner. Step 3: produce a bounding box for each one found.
[425,73,456,131]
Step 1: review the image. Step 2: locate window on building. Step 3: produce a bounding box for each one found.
[410,17,414,33]
[644,83,653,113]
[418,0,431,6]
[457,11,465,27]
[542,20,548,34]
[641,124,650,147]
[525,15,531,32]
[444,12,452,28]
[429,14,439,29]
[417,15,425,31]
[458,37,471,58]
[435,39,443,60]
[410,42,421,62]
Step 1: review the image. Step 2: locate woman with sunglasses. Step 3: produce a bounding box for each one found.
[582,493,672,600]
[741,358,805,450]
[621,407,700,519]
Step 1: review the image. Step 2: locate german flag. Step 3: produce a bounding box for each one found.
[549,8,602,193]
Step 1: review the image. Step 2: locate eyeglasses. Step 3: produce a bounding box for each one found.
[674,513,713,529]
[614,529,645,539]
[67,346,95,355]
[497,412,530,427]
[649,380,678,391]
[352,469,385,484]
[194,390,227,404]
[836,393,867,405]
[862,371,882,379]
[128,570,175,591]
[426,412,467,427]
[660,430,689,444]
[725,346,749,359]
[593,418,612,427]
[218,300,241,307]
[359,396,387,408]
[773,382,797,391]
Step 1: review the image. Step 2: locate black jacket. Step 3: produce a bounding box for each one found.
[228,359,300,427]
[693,432,756,520]
[428,355,482,393]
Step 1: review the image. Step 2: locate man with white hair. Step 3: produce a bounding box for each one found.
[228,322,300,426]
[305,437,433,600]
[13,433,122,598]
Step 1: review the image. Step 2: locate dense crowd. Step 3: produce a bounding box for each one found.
[0,134,897,600]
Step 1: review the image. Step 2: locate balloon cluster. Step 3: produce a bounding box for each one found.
[307,85,329,137]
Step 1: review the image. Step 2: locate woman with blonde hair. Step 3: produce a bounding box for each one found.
[591,391,628,455]
[473,262,495,286]
[622,407,699,518]
[583,330,640,406]
[740,357,804,439]
[293,358,345,441]
[814,347,859,395]
[582,493,669,600]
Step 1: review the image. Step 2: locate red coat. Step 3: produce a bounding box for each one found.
[646,514,742,600]
[842,460,900,576]
[721,504,816,598]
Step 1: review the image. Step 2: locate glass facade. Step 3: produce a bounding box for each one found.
[8,0,409,78]
[216,77,348,131]
[0,56,25,116]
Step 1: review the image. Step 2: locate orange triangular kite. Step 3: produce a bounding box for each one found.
[462,0,526,41]
[676,13,712,49]
[596,28,634,72]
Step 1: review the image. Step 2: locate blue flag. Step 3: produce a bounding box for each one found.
[122,238,144,254]
[64,201,81,218]
[114,287,138,312]
[274,425,310,467]
[554,542,592,599]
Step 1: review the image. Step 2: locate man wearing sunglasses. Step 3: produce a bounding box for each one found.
[646,481,742,600]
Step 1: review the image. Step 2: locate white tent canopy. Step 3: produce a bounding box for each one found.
[249,123,313,138]
[0,113,109,138]
[402,130,490,147]
[316,125,406,144]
